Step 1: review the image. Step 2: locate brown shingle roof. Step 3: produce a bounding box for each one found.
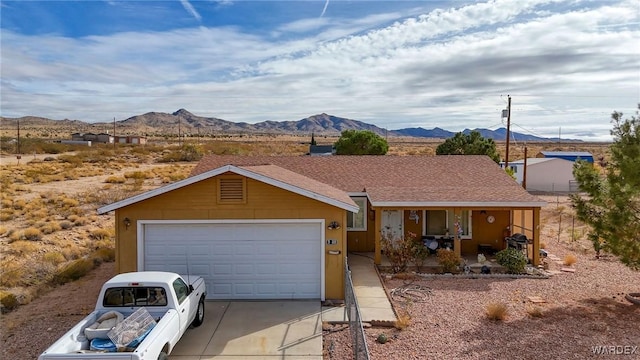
[192,155,545,207]
[238,164,356,209]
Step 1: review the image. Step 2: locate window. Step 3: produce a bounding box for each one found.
[426,210,447,235]
[173,278,189,305]
[347,197,367,231]
[424,210,472,238]
[218,176,246,204]
[103,287,167,307]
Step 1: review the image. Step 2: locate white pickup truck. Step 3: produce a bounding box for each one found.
[39,271,206,360]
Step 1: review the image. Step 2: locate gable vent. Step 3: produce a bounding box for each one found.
[219,177,245,202]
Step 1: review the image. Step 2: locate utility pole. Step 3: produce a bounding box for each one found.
[522,146,528,189]
[504,95,511,170]
[113,117,116,150]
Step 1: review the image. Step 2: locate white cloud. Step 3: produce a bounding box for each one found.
[1,0,638,141]
[180,0,202,22]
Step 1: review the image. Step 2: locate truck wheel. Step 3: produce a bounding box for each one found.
[157,352,168,360]
[191,297,205,327]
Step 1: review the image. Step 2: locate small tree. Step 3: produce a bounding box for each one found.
[334,130,388,155]
[436,131,501,163]
[571,106,640,270]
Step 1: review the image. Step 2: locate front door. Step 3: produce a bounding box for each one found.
[381,210,403,241]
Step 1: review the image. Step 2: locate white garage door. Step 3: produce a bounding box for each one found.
[141,221,323,300]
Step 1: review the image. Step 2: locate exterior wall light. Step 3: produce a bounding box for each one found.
[124,217,131,229]
[327,221,341,230]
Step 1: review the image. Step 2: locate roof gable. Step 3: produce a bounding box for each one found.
[97,164,358,214]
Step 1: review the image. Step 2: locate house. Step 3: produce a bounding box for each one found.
[506,158,578,193]
[537,151,594,164]
[97,155,545,301]
[70,132,114,144]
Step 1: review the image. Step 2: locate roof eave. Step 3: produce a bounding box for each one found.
[368,200,547,208]
[97,164,359,214]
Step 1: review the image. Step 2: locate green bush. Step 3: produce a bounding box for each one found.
[52,258,95,285]
[436,248,461,273]
[496,247,527,274]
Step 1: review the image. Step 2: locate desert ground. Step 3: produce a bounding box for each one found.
[1,138,637,359]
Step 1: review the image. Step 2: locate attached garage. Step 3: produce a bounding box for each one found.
[140,220,324,300]
[98,164,358,301]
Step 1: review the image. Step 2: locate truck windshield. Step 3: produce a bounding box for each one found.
[103,287,167,307]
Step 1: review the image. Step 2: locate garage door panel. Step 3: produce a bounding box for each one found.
[143,222,322,299]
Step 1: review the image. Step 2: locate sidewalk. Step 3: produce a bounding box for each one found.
[322,254,396,324]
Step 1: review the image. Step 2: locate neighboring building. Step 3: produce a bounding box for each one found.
[98,155,545,301]
[70,133,114,144]
[536,151,594,163]
[309,145,335,156]
[504,158,578,193]
[69,133,146,145]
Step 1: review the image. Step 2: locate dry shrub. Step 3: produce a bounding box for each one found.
[43,252,66,265]
[22,227,42,241]
[526,306,544,318]
[563,254,578,266]
[0,290,19,313]
[125,171,149,180]
[485,302,508,321]
[59,220,73,229]
[92,248,115,263]
[12,199,26,210]
[90,228,112,240]
[8,240,39,255]
[68,215,88,226]
[437,248,461,273]
[540,241,547,249]
[52,258,95,285]
[0,224,7,235]
[0,209,14,221]
[26,208,48,221]
[60,244,84,260]
[394,312,411,330]
[105,175,126,184]
[61,197,80,208]
[0,262,26,287]
[8,228,43,242]
[40,221,61,234]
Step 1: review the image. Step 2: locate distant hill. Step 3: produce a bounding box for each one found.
[1,109,577,141]
[396,126,573,142]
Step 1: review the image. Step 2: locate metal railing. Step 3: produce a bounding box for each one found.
[344,257,370,360]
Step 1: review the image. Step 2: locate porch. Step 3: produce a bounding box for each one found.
[347,207,542,267]
[353,252,507,274]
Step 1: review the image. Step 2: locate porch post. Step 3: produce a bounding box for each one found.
[532,207,541,266]
[454,208,462,259]
[374,208,381,265]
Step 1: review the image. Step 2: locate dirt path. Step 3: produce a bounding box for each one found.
[0,262,116,359]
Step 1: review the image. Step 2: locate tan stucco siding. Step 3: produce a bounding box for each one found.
[114,175,347,299]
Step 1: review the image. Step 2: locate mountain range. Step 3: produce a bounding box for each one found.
[1,109,573,142]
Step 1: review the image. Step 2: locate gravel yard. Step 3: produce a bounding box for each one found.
[325,197,640,360]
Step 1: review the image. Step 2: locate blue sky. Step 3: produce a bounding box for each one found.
[1,0,639,141]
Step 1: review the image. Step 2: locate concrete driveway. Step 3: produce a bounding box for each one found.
[169,300,324,359]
